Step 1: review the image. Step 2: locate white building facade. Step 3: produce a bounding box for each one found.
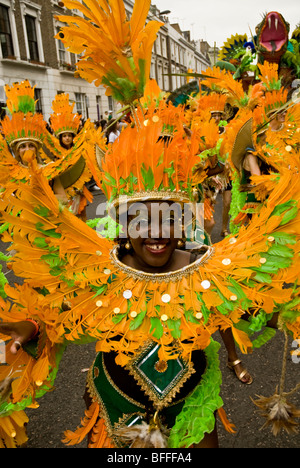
[0,0,212,121]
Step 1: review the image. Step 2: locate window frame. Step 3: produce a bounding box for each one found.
[0,0,20,59]
[75,92,86,118]
[0,3,14,57]
[25,13,39,61]
[20,0,44,63]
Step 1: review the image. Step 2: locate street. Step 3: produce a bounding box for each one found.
[0,188,299,448]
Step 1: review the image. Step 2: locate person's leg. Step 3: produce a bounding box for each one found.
[219,328,253,384]
[221,189,231,236]
[204,218,215,236]
[192,423,219,448]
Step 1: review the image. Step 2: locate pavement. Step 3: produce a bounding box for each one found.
[1,188,299,449]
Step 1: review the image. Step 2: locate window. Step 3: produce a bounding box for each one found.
[56,26,66,63]
[0,4,14,57]
[96,95,102,120]
[34,88,42,113]
[108,96,113,113]
[163,64,169,90]
[161,36,166,57]
[75,92,86,117]
[20,1,44,63]
[155,35,161,56]
[25,14,39,61]
[157,64,163,88]
[150,62,155,80]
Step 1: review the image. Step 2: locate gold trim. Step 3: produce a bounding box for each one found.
[87,354,146,448]
[86,364,115,441]
[110,244,215,283]
[55,130,77,137]
[125,341,196,411]
[10,137,42,150]
[112,412,147,447]
[109,190,192,217]
[102,354,146,409]
[167,350,208,408]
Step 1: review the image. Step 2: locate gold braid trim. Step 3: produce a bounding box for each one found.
[110,244,215,283]
[86,354,146,447]
[125,341,196,411]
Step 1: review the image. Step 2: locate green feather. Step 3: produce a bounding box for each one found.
[17,95,36,114]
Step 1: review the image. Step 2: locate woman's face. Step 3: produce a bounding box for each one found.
[270,110,287,130]
[17,141,37,165]
[125,201,182,270]
[61,132,74,148]
[211,112,222,125]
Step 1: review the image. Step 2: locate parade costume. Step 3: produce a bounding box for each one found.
[0,82,92,205]
[185,92,231,229]
[48,93,94,218]
[0,0,299,449]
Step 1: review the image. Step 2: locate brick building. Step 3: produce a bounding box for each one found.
[0,0,213,121]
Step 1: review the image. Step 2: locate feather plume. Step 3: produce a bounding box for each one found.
[0,411,28,448]
[56,0,163,104]
[115,418,169,448]
[89,417,115,448]
[63,402,100,445]
[252,391,300,436]
[217,407,236,434]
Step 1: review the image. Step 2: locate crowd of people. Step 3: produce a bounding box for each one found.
[0,0,299,450]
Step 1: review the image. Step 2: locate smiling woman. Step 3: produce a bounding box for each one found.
[122,201,185,273]
[0,0,299,451]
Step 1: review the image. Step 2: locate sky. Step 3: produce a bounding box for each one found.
[154,0,299,48]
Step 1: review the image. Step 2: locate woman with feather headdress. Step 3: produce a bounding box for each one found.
[0,81,95,215]
[48,92,95,221]
[0,94,299,447]
[0,0,299,450]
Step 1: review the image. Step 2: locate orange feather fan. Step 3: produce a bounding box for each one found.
[56,0,163,104]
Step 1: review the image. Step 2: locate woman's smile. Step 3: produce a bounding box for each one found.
[144,240,170,255]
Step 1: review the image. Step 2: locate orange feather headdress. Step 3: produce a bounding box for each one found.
[99,104,202,214]
[263,88,289,117]
[256,62,289,119]
[50,93,81,137]
[196,93,228,116]
[1,81,46,149]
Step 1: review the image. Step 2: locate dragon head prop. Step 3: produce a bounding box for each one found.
[255,12,290,64]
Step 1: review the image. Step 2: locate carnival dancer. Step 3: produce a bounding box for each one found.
[0,95,299,447]
[184,93,226,237]
[0,82,93,214]
[228,63,291,230]
[49,93,94,221]
[195,92,233,238]
[0,0,299,449]
[184,90,253,384]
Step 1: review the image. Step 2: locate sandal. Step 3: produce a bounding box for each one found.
[227,359,253,385]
